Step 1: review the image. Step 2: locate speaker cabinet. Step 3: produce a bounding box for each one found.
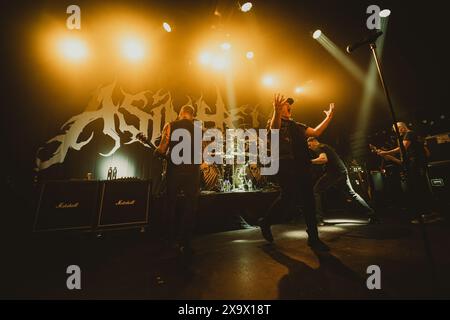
[34,180,99,232]
[427,160,450,205]
[98,180,150,228]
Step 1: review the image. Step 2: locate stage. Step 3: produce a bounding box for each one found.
[2,0,450,303]
[4,211,450,299]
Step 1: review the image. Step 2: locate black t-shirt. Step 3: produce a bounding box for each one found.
[267,119,311,172]
[315,144,347,175]
[278,119,295,159]
[168,118,200,174]
[278,119,310,164]
[403,130,427,165]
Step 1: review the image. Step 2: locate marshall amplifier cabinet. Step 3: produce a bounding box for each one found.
[34,180,100,232]
[97,180,151,228]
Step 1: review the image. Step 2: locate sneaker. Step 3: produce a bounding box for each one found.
[237,216,256,229]
[258,218,274,243]
[317,217,325,226]
[307,238,330,252]
[411,212,444,224]
[367,215,381,224]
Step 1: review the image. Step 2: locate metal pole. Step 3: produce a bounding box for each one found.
[369,42,440,295]
[369,43,407,165]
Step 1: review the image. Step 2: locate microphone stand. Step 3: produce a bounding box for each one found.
[369,42,440,296]
[369,43,406,165]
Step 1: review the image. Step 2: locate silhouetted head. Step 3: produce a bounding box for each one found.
[280,97,294,119]
[307,136,320,151]
[179,105,195,120]
[394,122,409,136]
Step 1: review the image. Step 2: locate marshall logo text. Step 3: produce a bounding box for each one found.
[56,202,80,209]
[115,200,136,206]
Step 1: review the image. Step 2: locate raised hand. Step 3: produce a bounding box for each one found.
[324,102,335,119]
[273,93,287,115]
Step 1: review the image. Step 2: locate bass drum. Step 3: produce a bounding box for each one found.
[200,162,222,191]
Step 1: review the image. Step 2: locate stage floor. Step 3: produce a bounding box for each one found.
[4,212,450,299]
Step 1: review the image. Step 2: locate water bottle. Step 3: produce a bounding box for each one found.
[247,179,253,191]
[223,180,230,192]
[112,167,117,180]
[107,167,112,180]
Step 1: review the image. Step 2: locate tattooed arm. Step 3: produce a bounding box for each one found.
[155,123,171,156]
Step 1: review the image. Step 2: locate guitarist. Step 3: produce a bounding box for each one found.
[376,122,439,224]
[154,105,201,256]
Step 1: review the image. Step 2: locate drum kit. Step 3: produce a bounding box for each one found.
[199,150,267,192]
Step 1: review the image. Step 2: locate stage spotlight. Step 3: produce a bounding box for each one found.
[246,51,254,59]
[121,38,145,61]
[199,52,212,65]
[262,75,274,87]
[380,9,391,17]
[241,2,253,13]
[312,29,322,39]
[295,86,305,94]
[220,42,231,50]
[163,22,172,33]
[314,31,365,82]
[58,37,88,61]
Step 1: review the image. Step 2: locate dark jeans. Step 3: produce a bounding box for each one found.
[404,160,432,218]
[166,169,200,247]
[313,172,374,220]
[264,159,319,240]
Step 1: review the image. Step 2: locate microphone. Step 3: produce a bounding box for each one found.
[346,30,383,53]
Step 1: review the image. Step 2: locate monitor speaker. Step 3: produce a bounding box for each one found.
[427,160,450,205]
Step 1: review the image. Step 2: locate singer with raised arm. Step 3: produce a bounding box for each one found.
[258,94,334,252]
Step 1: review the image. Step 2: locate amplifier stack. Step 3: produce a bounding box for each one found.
[34,180,151,232]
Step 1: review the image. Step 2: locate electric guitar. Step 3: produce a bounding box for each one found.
[369,144,408,180]
[136,133,168,159]
[136,132,155,149]
[136,133,168,192]
[369,144,402,166]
